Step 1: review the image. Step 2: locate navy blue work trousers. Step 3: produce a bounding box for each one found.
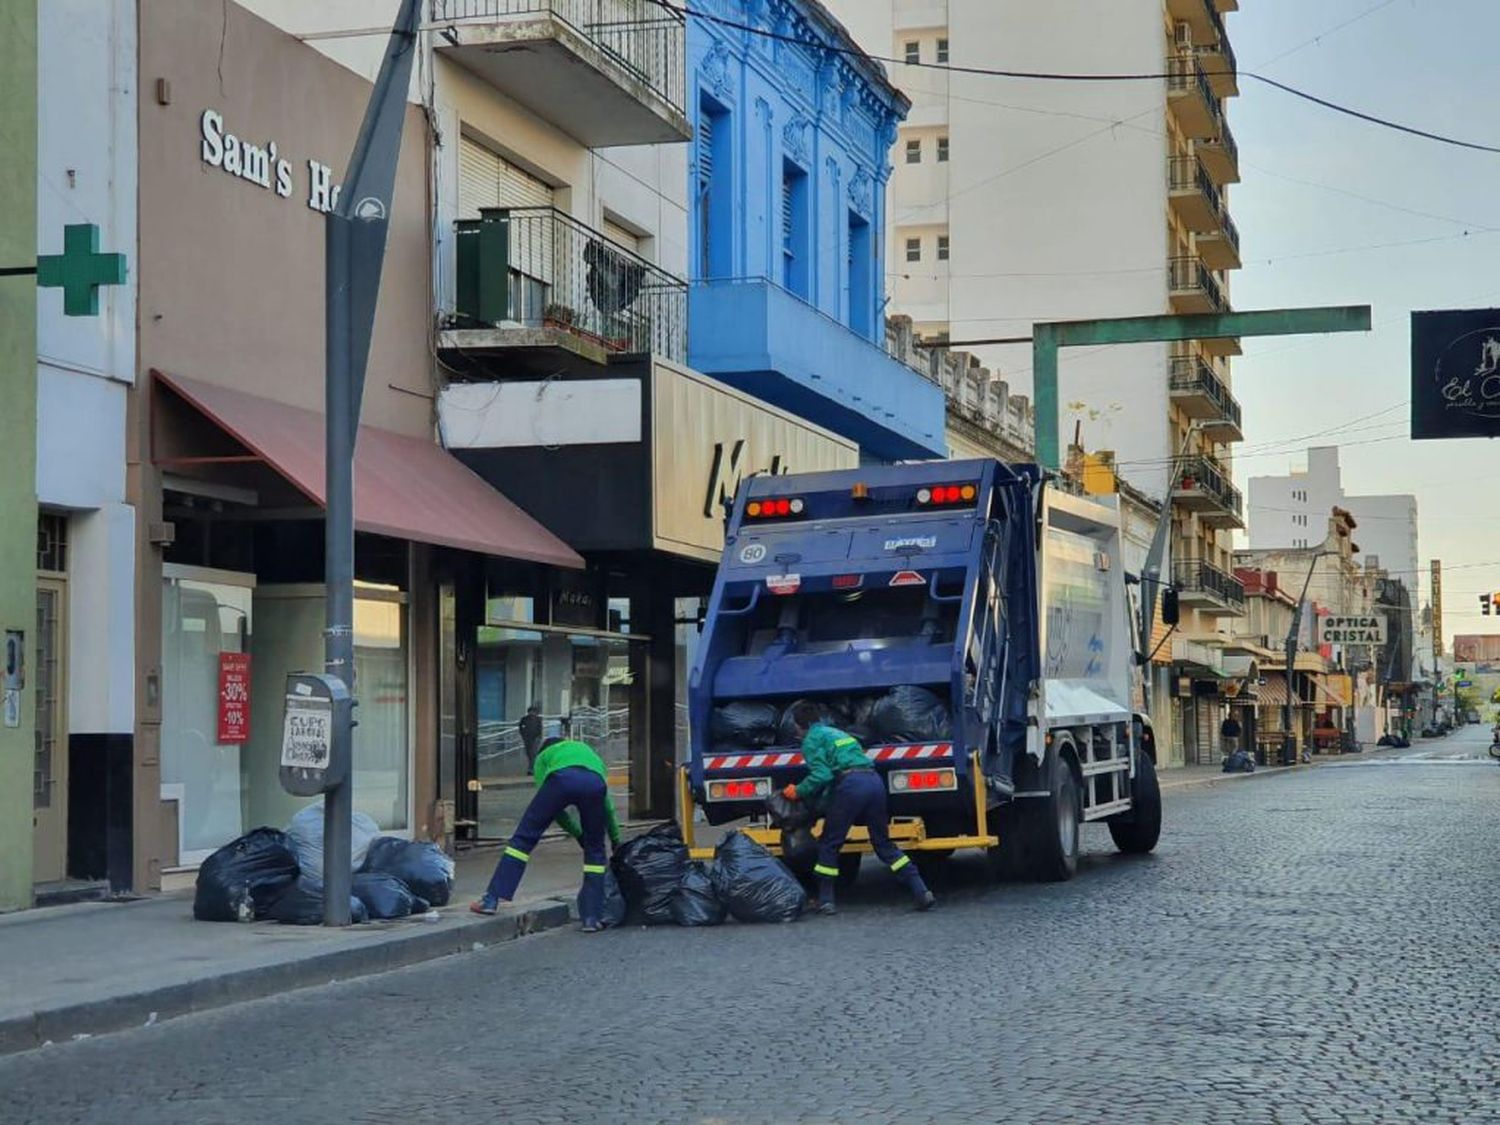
[485,767,608,919]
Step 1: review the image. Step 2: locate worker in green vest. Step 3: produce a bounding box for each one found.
[782,701,935,915]
[471,736,621,931]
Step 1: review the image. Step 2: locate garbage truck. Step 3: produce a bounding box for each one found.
[680,458,1163,882]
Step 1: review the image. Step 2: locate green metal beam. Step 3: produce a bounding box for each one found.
[1033,305,1372,470]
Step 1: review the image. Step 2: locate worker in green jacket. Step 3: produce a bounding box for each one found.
[472,736,621,931]
[781,701,935,915]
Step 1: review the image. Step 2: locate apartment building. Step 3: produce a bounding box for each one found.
[826,0,1244,763]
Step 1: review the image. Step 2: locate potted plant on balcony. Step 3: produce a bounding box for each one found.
[542,303,577,330]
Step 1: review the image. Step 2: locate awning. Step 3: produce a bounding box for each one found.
[1255,673,1289,708]
[154,371,583,568]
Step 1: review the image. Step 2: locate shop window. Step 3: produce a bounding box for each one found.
[473,626,643,838]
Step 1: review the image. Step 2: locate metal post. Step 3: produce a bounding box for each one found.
[1032,327,1060,471]
[1282,551,1331,767]
[323,214,355,926]
[318,0,419,925]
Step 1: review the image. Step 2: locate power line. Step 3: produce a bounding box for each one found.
[649,0,1500,155]
[1251,0,1405,70]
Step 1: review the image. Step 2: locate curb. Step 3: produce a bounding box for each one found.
[1159,764,1304,793]
[0,899,571,1058]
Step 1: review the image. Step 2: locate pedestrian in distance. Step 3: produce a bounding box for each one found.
[1221,712,1242,758]
[518,704,544,768]
[471,736,621,932]
[781,701,935,916]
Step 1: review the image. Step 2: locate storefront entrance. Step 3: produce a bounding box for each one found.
[472,623,643,839]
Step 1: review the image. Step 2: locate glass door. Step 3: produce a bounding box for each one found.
[473,625,643,840]
[160,566,254,866]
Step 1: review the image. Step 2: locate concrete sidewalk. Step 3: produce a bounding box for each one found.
[0,838,596,1057]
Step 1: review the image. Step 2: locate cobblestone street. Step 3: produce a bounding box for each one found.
[6,729,1500,1124]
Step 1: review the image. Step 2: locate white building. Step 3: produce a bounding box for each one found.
[31,0,140,893]
[1247,445,1419,596]
[826,0,1245,765]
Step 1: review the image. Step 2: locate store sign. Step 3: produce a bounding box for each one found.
[652,362,857,560]
[217,652,252,743]
[1316,615,1388,646]
[199,109,343,213]
[1411,309,1500,440]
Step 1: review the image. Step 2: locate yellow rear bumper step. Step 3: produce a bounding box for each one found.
[678,757,997,861]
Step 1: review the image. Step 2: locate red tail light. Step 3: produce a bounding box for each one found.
[888,768,957,793]
[916,484,978,507]
[706,777,773,801]
[832,574,862,589]
[746,497,806,519]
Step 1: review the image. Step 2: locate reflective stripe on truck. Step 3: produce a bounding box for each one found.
[703,743,954,771]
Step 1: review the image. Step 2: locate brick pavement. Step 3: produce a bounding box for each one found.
[4,727,1499,1123]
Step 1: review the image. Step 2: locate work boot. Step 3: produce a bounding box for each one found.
[898,864,936,912]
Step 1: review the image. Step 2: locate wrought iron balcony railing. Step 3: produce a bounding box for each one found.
[1169,354,1242,430]
[1173,454,1243,518]
[1174,559,1247,610]
[431,0,686,114]
[455,206,687,361]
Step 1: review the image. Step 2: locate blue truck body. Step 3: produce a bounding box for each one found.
[682,458,1160,873]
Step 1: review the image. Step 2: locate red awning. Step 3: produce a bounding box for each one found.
[154,371,582,569]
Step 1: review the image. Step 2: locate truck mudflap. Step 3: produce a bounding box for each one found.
[679,751,998,862]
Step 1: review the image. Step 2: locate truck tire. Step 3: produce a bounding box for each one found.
[1001,747,1080,882]
[1108,749,1162,855]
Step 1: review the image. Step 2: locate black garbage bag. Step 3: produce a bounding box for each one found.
[267,875,369,925]
[774,697,850,747]
[579,869,628,930]
[867,685,951,744]
[779,826,820,877]
[765,789,816,830]
[193,828,301,922]
[361,837,455,907]
[1222,749,1256,774]
[351,871,427,920]
[611,822,689,926]
[670,861,727,927]
[710,701,782,749]
[845,694,881,743]
[711,830,804,924]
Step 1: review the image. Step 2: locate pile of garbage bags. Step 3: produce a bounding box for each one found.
[1221,748,1256,774]
[194,806,455,925]
[606,822,805,928]
[710,687,950,755]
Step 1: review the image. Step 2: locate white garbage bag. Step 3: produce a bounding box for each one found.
[286,800,380,875]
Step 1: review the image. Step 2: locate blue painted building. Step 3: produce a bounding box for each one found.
[685,0,946,461]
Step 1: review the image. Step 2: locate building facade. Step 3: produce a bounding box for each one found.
[827,0,1246,761]
[1247,444,1420,670]
[1235,510,1384,753]
[683,0,946,461]
[0,0,39,911]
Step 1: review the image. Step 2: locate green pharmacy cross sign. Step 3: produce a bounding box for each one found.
[15,223,128,317]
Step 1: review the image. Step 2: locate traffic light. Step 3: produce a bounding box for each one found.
[1482,595,1492,616]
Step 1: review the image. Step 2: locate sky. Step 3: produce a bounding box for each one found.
[1225,0,1500,639]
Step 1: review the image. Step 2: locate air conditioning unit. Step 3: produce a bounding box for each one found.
[1174,23,1193,50]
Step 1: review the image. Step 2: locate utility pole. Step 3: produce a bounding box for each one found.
[1283,550,1334,768]
[321,0,419,925]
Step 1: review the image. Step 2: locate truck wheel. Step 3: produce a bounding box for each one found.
[1108,749,1162,855]
[1002,748,1080,882]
